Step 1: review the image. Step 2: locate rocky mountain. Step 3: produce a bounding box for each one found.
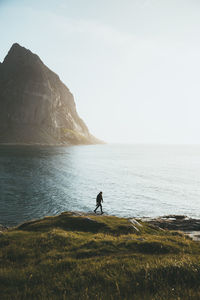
[0,43,101,145]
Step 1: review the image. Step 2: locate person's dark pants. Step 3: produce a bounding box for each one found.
[94,202,103,213]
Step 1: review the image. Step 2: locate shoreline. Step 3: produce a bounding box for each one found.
[2,212,200,241]
[0,143,95,147]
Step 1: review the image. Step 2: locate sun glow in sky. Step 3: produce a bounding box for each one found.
[1,0,200,143]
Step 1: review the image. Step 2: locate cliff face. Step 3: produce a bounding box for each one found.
[0,43,100,145]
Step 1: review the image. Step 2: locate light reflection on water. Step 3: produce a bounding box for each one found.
[0,144,200,226]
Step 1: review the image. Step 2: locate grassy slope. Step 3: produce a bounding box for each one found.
[1,212,200,300]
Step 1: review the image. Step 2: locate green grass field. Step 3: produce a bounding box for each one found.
[1,212,200,299]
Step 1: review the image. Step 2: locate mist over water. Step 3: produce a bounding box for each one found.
[1,144,200,226]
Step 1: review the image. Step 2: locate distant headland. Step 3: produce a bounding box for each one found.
[0,43,102,145]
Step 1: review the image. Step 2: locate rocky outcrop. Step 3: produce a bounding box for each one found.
[141,215,200,241]
[0,224,8,235]
[141,215,200,231]
[0,43,101,145]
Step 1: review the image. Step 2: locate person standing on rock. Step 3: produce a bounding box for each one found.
[94,191,104,214]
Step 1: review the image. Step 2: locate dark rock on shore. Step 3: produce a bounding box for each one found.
[0,224,8,234]
[141,215,200,241]
[0,43,102,145]
[141,215,200,231]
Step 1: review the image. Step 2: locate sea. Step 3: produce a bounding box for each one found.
[0,144,200,226]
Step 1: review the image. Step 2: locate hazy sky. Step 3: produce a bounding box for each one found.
[1,0,200,143]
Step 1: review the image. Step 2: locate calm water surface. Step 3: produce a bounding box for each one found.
[0,144,200,226]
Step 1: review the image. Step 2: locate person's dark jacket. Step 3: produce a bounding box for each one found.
[96,193,103,204]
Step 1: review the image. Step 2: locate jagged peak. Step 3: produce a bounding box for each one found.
[10,42,21,49]
[3,43,41,65]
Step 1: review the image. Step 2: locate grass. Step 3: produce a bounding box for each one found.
[1,212,200,299]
